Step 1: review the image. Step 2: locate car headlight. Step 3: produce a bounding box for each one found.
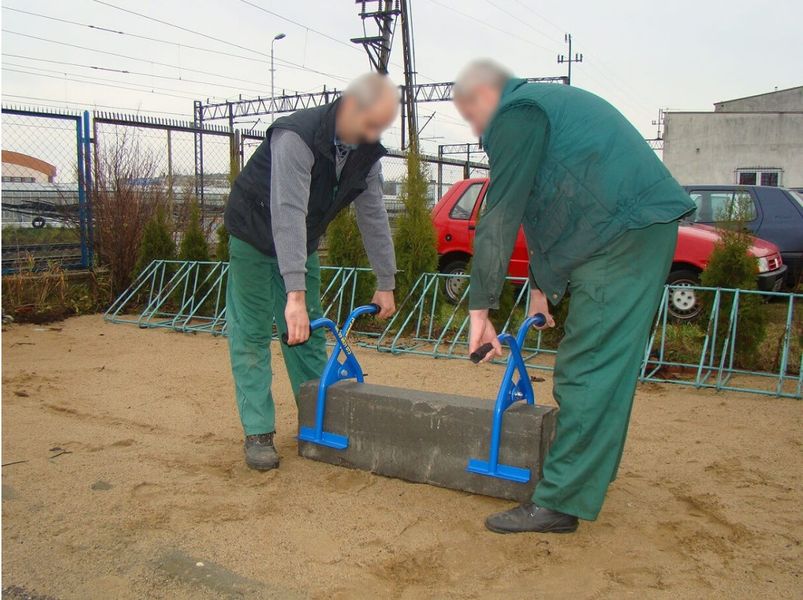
[757,257,770,273]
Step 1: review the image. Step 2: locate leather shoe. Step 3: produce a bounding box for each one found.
[485,503,578,534]
[244,432,280,471]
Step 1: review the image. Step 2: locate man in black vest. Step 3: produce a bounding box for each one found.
[224,74,399,471]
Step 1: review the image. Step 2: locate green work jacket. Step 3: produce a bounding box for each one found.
[469,78,695,309]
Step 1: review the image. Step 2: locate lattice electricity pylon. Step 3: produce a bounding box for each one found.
[195,77,568,123]
[351,1,401,74]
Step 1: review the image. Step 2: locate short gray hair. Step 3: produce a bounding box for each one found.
[454,59,513,98]
[344,73,400,108]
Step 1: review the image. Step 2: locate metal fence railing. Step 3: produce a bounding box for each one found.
[105,263,803,399]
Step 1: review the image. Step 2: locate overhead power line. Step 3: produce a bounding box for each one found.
[93,0,271,58]
[3,61,226,100]
[2,30,342,104]
[477,0,656,118]
[238,0,365,55]
[3,54,271,94]
[428,0,556,53]
[2,67,198,101]
[3,6,351,83]
[510,0,566,35]
[483,0,561,44]
[2,94,191,116]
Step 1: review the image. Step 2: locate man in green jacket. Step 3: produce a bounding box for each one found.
[454,60,695,534]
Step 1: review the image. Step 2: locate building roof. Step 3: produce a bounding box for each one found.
[1,150,57,178]
[714,86,803,113]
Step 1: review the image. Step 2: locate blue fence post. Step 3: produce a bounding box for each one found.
[75,115,88,268]
[82,111,94,267]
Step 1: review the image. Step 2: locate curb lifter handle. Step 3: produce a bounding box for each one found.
[465,313,546,484]
[470,313,547,364]
[282,303,380,346]
[296,303,380,450]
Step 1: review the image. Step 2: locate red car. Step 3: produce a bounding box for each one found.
[432,178,787,320]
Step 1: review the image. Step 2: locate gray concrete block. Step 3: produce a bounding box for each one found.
[297,380,557,501]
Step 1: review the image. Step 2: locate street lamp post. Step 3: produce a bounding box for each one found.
[270,33,286,123]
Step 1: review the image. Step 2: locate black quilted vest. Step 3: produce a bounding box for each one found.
[224,99,386,256]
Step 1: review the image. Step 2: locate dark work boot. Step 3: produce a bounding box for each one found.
[244,433,279,471]
[485,503,579,534]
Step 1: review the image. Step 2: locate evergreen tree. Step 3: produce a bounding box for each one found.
[392,148,438,302]
[135,206,175,275]
[179,201,210,262]
[216,224,230,262]
[700,223,767,368]
[326,206,375,305]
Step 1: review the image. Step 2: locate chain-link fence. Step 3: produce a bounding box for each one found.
[379,150,487,218]
[1,107,91,272]
[93,113,236,234]
[2,105,487,274]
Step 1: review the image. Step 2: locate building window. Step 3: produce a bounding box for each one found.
[382,180,399,196]
[760,171,779,186]
[736,168,782,187]
[2,176,36,183]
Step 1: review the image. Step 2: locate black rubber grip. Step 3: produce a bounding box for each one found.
[281,327,313,346]
[470,342,494,364]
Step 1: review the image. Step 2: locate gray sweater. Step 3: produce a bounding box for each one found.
[269,129,396,292]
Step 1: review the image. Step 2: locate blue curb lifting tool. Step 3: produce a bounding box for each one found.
[466,313,546,483]
[285,306,546,483]
[282,303,379,450]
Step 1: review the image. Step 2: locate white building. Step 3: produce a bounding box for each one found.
[663,86,803,188]
[2,150,57,184]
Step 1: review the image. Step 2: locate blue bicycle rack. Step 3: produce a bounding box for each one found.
[288,303,379,450]
[466,313,546,483]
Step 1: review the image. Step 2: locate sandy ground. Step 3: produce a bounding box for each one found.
[1,315,801,599]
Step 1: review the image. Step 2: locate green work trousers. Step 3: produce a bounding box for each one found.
[226,235,327,436]
[532,220,678,520]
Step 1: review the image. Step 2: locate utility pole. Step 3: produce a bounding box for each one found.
[652,108,665,141]
[399,0,418,150]
[557,33,583,85]
[270,33,286,123]
[351,1,400,74]
[647,108,665,151]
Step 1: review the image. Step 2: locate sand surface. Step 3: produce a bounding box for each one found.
[2,315,801,599]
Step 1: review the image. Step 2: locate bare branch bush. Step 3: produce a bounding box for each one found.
[92,130,168,295]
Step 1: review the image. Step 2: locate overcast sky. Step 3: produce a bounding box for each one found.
[2,0,802,154]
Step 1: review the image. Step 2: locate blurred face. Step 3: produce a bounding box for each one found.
[454,85,502,136]
[337,91,398,145]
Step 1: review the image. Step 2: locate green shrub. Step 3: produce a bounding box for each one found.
[326,206,375,306]
[700,227,767,368]
[179,201,210,262]
[393,149,438,302]
[135,206,175,276]
[216,224,230,262]
[661,322,707,364]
